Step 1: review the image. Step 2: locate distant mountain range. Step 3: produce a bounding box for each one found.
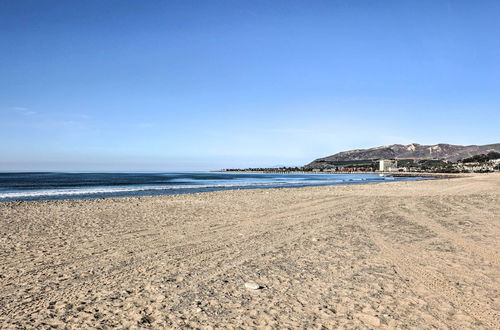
[305,143,500,168]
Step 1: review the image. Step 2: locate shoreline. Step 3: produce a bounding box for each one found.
[216,169,467,177]
[1,173,498,328]
[0,175,433,204]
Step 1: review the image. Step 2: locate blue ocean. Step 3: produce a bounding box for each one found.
[0,172,428,202]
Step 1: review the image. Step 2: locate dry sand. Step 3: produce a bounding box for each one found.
[0,174,499,329]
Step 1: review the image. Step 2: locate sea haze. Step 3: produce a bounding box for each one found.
[0,172,429,202]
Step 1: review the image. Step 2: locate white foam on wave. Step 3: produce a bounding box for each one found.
[0,177,392,199]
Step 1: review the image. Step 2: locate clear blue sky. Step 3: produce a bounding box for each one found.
[1,0,499,171]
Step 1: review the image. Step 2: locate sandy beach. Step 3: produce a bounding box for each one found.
[0,174,499,329]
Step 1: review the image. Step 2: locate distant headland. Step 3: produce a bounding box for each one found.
[223,143,500,174]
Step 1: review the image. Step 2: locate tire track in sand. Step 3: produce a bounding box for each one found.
[370,232,499,328]
[1,196,355,317]
[394,206,500,266]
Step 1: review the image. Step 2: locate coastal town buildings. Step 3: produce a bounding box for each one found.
[457,158,500,172]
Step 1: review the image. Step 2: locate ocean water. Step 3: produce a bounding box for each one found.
[0,172,428,202]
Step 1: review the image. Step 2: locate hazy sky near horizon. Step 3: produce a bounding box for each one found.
[1,0,499,171]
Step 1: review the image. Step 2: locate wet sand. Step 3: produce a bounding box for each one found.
[1,174,499,328]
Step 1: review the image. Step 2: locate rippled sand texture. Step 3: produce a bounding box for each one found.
[1,174,499,329]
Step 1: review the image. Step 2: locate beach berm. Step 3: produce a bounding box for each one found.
[0,174,499,328]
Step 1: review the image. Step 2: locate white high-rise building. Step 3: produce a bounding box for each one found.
[379,159,398,172]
